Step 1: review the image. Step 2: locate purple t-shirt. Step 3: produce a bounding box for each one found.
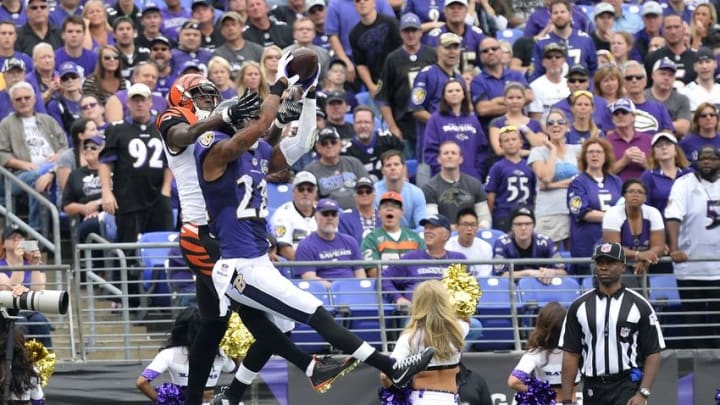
[484,157,536,217]
[338,208,382,246]
[171,49,212,74]
[470,68,527,105]
[294,232,363,280]
[633,99,674,134]
[567,172,623,258]
[161,8,191,42]
[531,30,597,82]
[0,258,31,284]
[382,249,467,302]
[523,6,594,37]
[679,133,720,163]
[49,7,82,29]
[423,24,486,68]
[640,167,693,215]
[422,111,489,180]
[606,130,652,182]
[0,4,26,28]
[552,95,608,138]
[325,0,395,59]
[54,48,97,78]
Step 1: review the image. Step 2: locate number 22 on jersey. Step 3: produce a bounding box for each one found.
[236,175,269,219]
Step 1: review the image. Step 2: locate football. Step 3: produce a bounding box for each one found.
[287,48,319,82]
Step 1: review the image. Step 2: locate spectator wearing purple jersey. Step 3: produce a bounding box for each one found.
[160,0,191,41]
[607,98,652,182]
[553,65,609,134]
[567,138,622,276]
[0,58,46,120]
[681,103,720,164]
[423,0,486,69]
[471,37,530,133]
[46,62,83,142]
[485,126,536,232]
[338,176,381,246]
[409,32,464,162]
[49,0,82,29]
[325,0,395,83]
[171,20,212,74]
[382,214,466,306]
[530,0,597,82]
[0,0,25,28]
[567,91,604,146]
[644,57,690,137]
[528,109,580,246]
[0,22,32,71]
[104,62,166,123]
[523,0,593,39]
[295,198,366,289]
[641,132,692,216]
[82,0,114,51]
[592,64,624,133]
[492,206,566,283]
[488,82,543,159]
[26,43,58,107]
[54,16,97,78]
[603,179,668,283]
[422,79,489,180]
[422,140,491,228]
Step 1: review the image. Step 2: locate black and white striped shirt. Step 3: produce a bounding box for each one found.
[558,286,665,377]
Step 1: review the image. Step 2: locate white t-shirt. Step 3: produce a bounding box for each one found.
[602,203,665,240]
[528,76,569,115]
[144,346,235,386]
[513,348,579,386]
[270,201,317,248]
[679,82,720,112]
[392,320,470,368]
[664,173,720,280]
[445,236,493,278]
[22,116,53,166]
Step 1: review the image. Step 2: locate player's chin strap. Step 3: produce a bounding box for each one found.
[279,92,317,166]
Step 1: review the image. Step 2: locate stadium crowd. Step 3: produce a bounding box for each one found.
[0,0,718,364]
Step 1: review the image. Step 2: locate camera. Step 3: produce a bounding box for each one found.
[19,241,38,252]
[0,290,68,315]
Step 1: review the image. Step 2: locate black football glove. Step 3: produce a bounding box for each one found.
[276,98,302,127]
[222,90,261,124]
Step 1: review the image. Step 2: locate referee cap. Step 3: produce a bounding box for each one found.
[593,242,626,263]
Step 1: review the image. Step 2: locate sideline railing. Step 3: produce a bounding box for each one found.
[71,240,720,362]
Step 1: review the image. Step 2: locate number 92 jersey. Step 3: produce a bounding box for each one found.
[194,130,272,259]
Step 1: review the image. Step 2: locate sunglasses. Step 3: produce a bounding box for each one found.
[356,188,373,195]
[61,74,79,82]
[81,102,98,110]
[568,78,588,84]
[103,55,120,61]
[699,112,718,118]
[13,95,32,102]
[295,185,315,193]
[546,119,567,126]
[320,139,339,146]
[29,4,47,9]
[480,46,500,54]
[624,74,645,81]
[320,211,339,217]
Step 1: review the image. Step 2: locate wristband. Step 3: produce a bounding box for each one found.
[269,80,288,97]
[273,118,287,129]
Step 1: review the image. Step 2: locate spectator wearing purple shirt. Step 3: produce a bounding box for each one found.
[160,0,191,41]
[641,132,692,215]
[564,90,605,145]
[49,0,83,29]
[622,60,674,135]
[488,83,543,158]
[0,0,26,29]
[606,98,652,182]
[567,138,622,276]
[382,214,466,305]
[0,22,32,72]
[422,78,489,180]
[54,16,97,77]
[523,0,593,38]
[530,0,597,82]
[46,62,83,141]
[663,0,692,23]
[680,102,720,164]
[338,177,382,246]
[295,198,366,289]
[485,126,536,232]
[552,65,608,134]
[325,0,394,82]
[409,32,464,161]
[0,58,46,120]
[171,20,212,74]
[422,0,485,69]
[492,206,566,282]
[471,36,529,132]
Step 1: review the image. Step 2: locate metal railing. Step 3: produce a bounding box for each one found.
[69,239,720,363]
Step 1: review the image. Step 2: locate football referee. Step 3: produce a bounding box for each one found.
[558,242,665,405]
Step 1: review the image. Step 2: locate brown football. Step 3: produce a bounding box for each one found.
[287,48,319,82]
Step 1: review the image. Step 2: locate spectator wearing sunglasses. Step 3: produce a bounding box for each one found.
[621,60,674,135]
[61,135,105,243]
[0,57,46,121]
[680,102,720,165]
[552,64,609,132]
[16,0,62,57]
[269,171,318,262]
[295,198,366,289]
[46,62,83,140]
[606,98,652,182]
[56,118,102,191]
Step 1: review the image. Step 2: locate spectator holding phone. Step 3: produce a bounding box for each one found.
[0,225,53,348]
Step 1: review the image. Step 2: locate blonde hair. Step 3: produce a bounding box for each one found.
[403,280,465,361]
[236,61,269,100]
[83,0,112,31]
[260,45,282,84]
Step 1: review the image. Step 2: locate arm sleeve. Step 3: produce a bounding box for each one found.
[381,263,406,303]
[558,304,583,353]
[637,300,666,353]
[408,70,428,112]
[270,208,294,246]
[513,351,539,375]
[567,178,592,222]
[646,205,665,231]
[664,178,688,221]
[470,76,487,104]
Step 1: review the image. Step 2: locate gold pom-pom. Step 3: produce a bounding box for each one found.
[220,312,255,359]
[442,263,482,317]
[24,339,56,387]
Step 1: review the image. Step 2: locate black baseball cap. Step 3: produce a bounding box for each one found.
[2,225,27,240]
[510,206,535,224]
[420,214,451,231]
[593,242,626,263]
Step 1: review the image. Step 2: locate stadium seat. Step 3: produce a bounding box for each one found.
[648,274,683,342]
[292,280,332,353]
[517,277,580,310]
[138,231,178,308]
[474,277,519,351]
[477,228,505,247]
[330,278,386,349]
[98,212,117,242]
[581,276,595,292]
[405,159,418,180]
[266,182,293,211]
[497,28,524,44]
